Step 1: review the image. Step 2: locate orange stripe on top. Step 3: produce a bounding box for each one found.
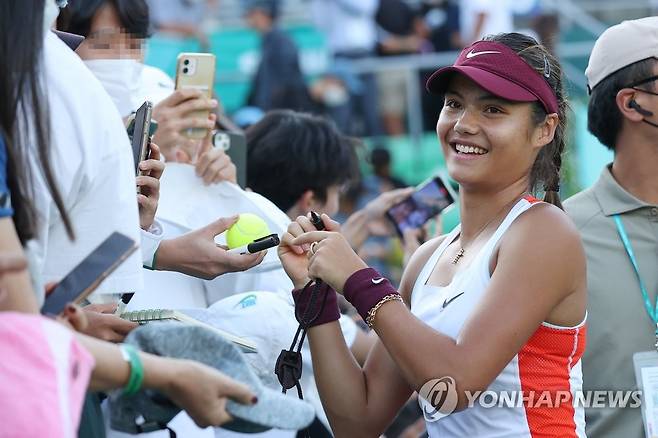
[523,195,542,204]
[517,324,587,437]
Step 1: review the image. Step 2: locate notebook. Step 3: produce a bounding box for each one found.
[121,308,257,354]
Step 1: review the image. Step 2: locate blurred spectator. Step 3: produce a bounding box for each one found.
[370,147,406,190]
[146,0,217,44]
[38,16,144,438]
[375,0,425,135]
[58,0,175,116]
[416,0,461,52]
[308,65,356,134]
[459,0,514,45]
[311,0,383,137]
[531,12,559,54]
[243,0,313,112]
[417,1,461,131]
[38,16,143,311]
[59,0,224,163]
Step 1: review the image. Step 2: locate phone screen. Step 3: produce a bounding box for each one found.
[386,177,455,236]
[41,232,137,315]
[131,101,152,175]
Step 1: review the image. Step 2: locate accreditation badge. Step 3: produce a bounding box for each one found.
[634,351,658,438]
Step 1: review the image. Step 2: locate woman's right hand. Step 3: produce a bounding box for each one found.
[160,358,256,428]
[278,213,341,290]
[152,89,217,156]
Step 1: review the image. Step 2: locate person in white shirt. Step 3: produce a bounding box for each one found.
[34,23,143,305]
[59,0,217,155]
[459,0,514,45]
[18,2,259,436]
[310,0,383,137]
[59,0,266,286]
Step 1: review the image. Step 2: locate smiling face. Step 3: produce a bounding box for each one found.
[437,74,557,192]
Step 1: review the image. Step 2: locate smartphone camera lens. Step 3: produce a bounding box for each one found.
[183,59,190,65]
[183,67,189,74]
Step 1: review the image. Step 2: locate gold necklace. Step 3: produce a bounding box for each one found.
[451,194,526,264]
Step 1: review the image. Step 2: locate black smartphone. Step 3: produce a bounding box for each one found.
[131,101,153,176]
[386,175,456,237]
[41,232,138,315]
[213,130,246,188]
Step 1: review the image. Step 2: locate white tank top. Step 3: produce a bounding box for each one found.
[410,196,587,438]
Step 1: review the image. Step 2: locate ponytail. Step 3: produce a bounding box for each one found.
[542,126,565,210]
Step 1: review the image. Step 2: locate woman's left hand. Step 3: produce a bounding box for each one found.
[291,221,368,294]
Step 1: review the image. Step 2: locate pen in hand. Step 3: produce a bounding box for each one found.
[310,211,325,231]
[114,292,134,316]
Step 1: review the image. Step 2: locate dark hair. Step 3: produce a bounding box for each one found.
[246,110,357,213]
[58,0,150,38]
[0,0,74,243]
[370,147,391,169]
[245,0,280,19]
[588,58,657,150]
[485,33,568,209]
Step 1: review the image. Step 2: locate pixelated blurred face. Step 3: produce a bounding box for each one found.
[76,3,144,60]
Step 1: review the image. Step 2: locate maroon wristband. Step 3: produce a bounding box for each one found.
[292,282,340,327]
[343,267,400,322]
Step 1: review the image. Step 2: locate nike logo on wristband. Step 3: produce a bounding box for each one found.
[371,278,385,285]
[465,50,501,58]
[442,292,464,309]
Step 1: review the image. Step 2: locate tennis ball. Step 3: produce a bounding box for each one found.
[226,213,271,249]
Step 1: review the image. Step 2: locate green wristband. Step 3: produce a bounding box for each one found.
[120,344,144,396]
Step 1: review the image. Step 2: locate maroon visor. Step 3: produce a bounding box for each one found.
[426,40,559,114]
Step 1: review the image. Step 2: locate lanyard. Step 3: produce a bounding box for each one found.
[613,214,658,347]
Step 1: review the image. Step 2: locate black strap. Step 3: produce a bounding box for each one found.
[275,280,329,438]
[135,422,177,437]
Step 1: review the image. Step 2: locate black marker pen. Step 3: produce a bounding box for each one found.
[228,234,280,255]
[310,211,325,231]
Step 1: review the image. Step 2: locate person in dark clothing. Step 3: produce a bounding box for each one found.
[244,0,312,111]
[417,0,462,131]
[370,148,406,190]
[374,0,426,135]
[417,0,461,53]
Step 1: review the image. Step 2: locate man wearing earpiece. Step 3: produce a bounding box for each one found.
[564,16,658,438]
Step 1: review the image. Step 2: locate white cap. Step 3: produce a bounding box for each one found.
[586,16,658,93]
[206,291,359,431]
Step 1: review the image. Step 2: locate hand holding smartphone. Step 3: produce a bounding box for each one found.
[386,175,456,237]
[212,130,247,188]
[175,53,216,140]
[41,232,138,315]
[129,101,154,177]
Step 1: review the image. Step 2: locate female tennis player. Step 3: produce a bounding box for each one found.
[279,32,587,437]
